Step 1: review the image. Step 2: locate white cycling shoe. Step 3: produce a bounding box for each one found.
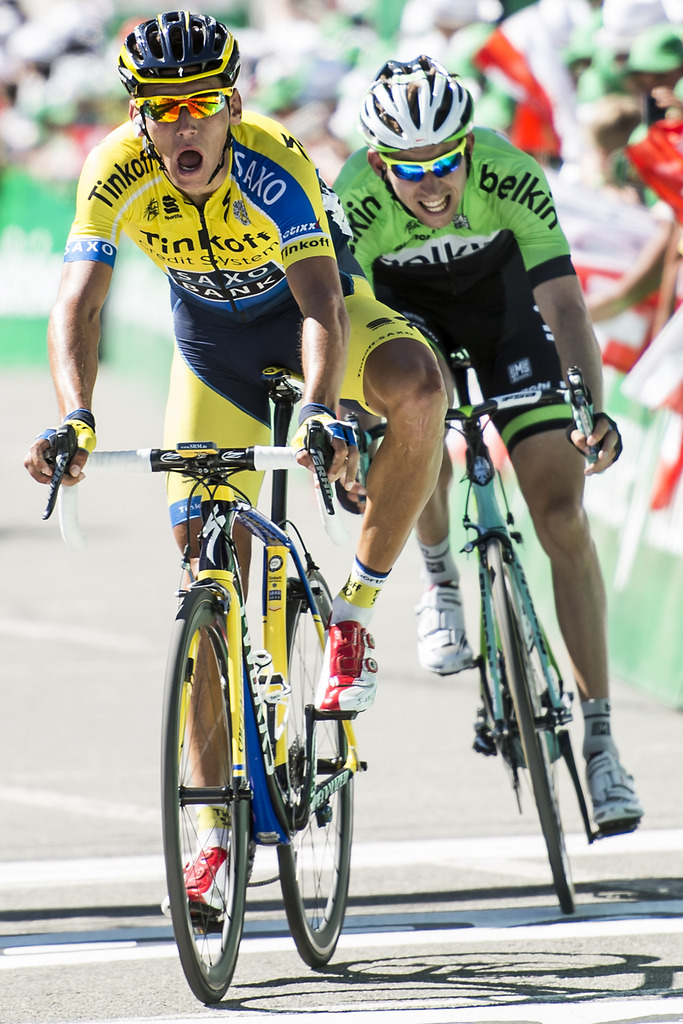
[416,583,474,675]
[586,750,643,833]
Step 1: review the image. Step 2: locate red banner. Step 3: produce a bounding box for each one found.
[626,119,683,224]
[472,26,560,157]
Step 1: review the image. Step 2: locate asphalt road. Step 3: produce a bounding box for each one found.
[1,366,682,1024]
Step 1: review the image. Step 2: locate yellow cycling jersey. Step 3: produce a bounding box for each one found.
[65,110,335,321]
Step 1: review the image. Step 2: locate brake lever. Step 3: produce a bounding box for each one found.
[566,367,598,465]
[42,423,78,521]
[305,421,336,515]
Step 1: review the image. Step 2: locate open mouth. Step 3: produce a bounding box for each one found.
[176,149,203,174]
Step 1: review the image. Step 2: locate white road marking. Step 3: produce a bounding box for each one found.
[2,912,683,971]
[1,827,681,887]
[35,1005,683,1024]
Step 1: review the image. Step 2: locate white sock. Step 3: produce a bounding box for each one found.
[581,697,618,760]
[417,537,460,587]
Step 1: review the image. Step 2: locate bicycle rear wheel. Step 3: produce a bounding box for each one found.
[487,539,575,914]
[161,587,250,1003]
[277,570,354,966]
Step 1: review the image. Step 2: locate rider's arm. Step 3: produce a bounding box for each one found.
[533,273,620,473]
[585,218,674,323]
[286,254,355,481]
[24,260,112,485]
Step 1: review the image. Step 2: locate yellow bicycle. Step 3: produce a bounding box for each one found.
[49,368,365,1004]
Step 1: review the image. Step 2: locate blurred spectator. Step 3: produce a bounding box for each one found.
[578,91,678,328]
[467,0,590,170]
[0,0,122,176]
[564,8,631,108]
[625,21,683,122]
[598,0,672,60]
[397,0,502,63]
[581,93,646,200]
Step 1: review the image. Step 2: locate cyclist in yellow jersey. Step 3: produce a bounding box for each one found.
[23,13,447,867]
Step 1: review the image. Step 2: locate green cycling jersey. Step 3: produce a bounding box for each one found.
[334,126,573,297]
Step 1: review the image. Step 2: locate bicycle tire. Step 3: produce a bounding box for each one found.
[161,587,251,1003]
[487,539,575,914]
[277,570,354,966]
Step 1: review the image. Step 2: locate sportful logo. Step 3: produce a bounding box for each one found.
[479,164,558,229]
[162,195,181,218]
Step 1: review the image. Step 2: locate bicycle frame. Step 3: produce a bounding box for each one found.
[459,421,571,737]
[448,365,596,856]
[183,376,361,846]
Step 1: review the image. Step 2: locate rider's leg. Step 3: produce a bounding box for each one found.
[356,335,447,572]
[411,352,472,674]
[511,428,606,701]
[318,331,447,713]
[511,427,642,829]
[165,351,268,591]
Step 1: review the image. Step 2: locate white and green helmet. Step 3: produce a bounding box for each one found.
[359,55,474,151]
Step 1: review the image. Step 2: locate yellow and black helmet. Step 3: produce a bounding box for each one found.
[118,11,241,95]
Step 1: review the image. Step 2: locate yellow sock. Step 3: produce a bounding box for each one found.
[197,805,231,833]
[332,557,390,627]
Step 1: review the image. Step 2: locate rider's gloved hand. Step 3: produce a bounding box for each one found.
[291,402,359,484]
[26,408,97,486]
[566,411,622,470]
[57,408,96,481]
[62,408,97,455]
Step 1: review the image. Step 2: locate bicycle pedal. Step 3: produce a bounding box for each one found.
[189,901,224,933]
[312,707,358,721]
[473,734,497,756]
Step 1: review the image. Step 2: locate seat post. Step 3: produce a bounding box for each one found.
[270,395,293,528]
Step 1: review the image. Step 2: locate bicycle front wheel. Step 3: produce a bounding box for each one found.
[277,570,354,966]
[487,540,575,914]
[161,587,250,1003]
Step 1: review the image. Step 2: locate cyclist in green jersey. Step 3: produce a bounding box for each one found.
[334,55,642,834]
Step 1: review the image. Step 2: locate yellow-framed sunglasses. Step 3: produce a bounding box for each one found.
[134,88,234,123]
[381,136,468,182]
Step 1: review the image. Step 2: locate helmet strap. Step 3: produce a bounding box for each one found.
[139,118,166,175]
[206,128,232,185]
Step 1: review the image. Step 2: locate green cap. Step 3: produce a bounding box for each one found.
[563,11,603,67]
[626,23,683,73]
